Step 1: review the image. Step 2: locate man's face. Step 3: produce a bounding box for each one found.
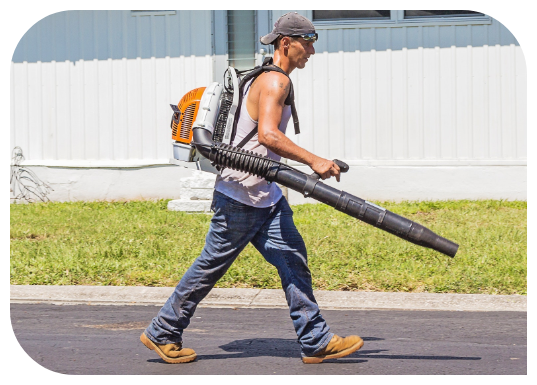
[287,37,316,69]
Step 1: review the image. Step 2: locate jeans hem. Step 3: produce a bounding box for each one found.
[302,331,335,357]
[144,327,183,346]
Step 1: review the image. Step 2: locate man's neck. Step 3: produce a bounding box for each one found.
[272,51,295,75]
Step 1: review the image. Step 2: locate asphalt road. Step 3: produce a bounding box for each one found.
[11,303,526,375]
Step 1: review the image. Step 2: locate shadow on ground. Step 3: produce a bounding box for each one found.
[147,337,481,364]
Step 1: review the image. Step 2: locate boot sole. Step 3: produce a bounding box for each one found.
[140,332,197,364]
[302,338,364,364]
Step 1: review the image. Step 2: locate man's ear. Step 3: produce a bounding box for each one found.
[281,36,291,50]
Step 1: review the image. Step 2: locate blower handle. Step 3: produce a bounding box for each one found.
[310,159,349,180]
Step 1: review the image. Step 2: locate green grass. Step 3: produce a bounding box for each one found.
[10,199,526,294]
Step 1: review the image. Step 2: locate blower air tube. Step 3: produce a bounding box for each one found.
[192,127,459,258]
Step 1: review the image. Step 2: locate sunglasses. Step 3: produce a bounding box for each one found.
[289,33,318,42]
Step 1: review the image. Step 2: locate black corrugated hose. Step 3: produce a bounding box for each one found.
[192,128,458,257]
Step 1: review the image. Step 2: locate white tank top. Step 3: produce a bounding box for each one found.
[214,78,292,207]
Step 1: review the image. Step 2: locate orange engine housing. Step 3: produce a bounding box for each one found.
[171,87,206,144]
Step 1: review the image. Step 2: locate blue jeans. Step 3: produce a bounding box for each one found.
[145,190,333,356]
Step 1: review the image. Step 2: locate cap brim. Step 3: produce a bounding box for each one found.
[260,32,279,45]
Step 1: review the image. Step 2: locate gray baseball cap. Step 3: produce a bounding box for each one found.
[260,12,316,45]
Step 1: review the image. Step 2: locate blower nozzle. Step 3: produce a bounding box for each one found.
[192,127,458,258]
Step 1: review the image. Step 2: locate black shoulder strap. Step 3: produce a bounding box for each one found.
[231,57,300,148]
[236,127,258,148]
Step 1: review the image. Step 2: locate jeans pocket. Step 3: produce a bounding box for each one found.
[216,191,250,210]
[210,198,216,213]
[225,199,249,210]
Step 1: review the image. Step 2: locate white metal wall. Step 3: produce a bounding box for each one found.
[9,11,526,201]
[281,13,527,165]
[280,11,527,163]
[11,56,213,163]
[10,10,214,164]
[11,11,526,166]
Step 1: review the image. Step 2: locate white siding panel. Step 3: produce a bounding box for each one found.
[155,58,171,160]
[471,46,486,159]
[343,50,358,160]
[488,45,502,159]
[455,46,469,159]
[312,52,329,158]
[97,59,113,160]
[405,47,422,159]
[127,58,143,160]
[41,62,57,159]
[141,57,157,159]
[438,46,453,159]
[71,60,85,160]
[10,64,16,155]
[500,45,515,159]
[328,50,345,159]
[12,63,29,157]
[422,46,433,159]
[55,61,71,160]
[466,27,475,159]
[112,58,128,160]
[516,47,527,159]
[375,49,391,159]
[83,60,99,160]
[390,49,405,159]
[359,50,373,159]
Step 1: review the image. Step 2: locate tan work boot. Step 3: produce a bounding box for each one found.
[140,332,197,363]
[302,334,364,364]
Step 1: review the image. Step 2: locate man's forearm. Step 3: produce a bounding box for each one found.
[258,128,316,167]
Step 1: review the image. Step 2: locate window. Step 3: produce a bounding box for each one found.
[404,10,484,19]
[227,10,256,71]
[131,10,176,16]
[313,10,390,21]
[312,10,490,28]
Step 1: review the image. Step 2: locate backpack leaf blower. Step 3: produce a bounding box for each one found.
[169,59,459,258]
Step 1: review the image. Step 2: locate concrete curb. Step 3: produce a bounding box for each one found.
[10,285,526,312]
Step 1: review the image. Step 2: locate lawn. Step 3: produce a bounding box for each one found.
[10,199,527,294]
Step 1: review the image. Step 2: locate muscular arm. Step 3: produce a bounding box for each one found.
[255,72,340,181]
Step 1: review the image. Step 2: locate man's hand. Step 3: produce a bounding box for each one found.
[311,157,341,182]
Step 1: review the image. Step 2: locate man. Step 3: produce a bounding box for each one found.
[140,12,363,364]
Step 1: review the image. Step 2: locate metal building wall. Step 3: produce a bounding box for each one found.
[11,10,214,165]
[12,10,525,166]
[10,10,526,201]
[272,11,526,167]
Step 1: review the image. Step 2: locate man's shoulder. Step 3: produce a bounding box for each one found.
[253,70,291,96]
[257,69,290,83]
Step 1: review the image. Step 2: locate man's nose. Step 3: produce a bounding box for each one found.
[309,44,315,55]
